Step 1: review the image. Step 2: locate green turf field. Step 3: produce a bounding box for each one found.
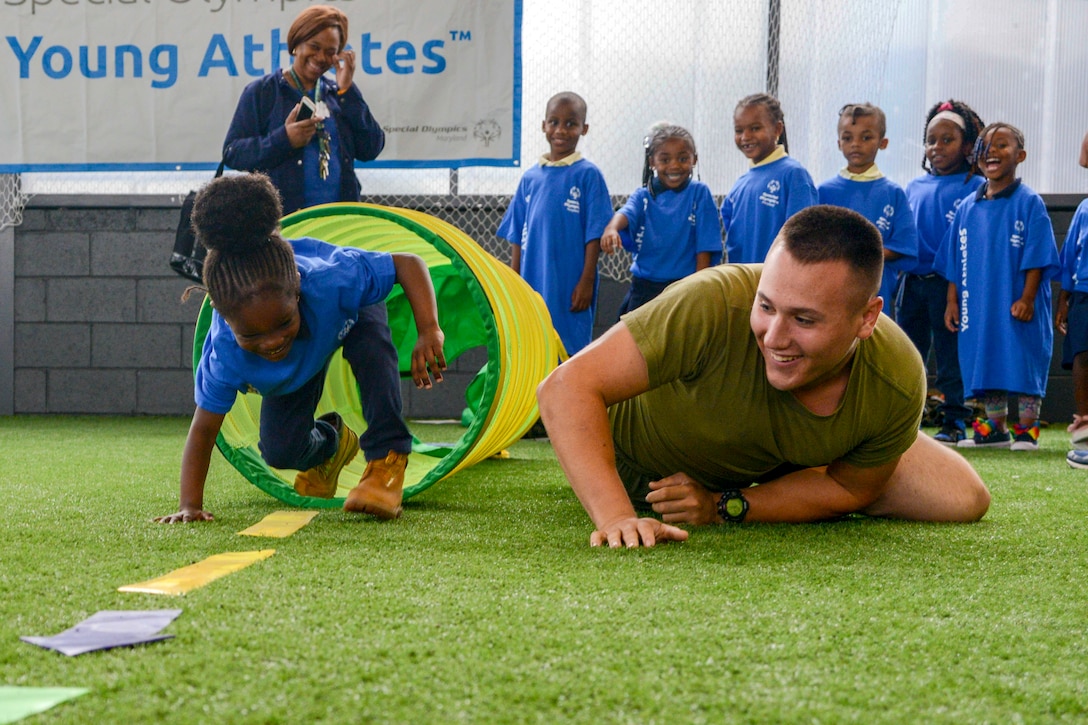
[1,416,1086,723]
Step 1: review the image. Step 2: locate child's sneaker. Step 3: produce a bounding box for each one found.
[933,419,967,446]
[957,419,1012,448]
[1067,449,1088,469]
[1010,423,1040,452]
[343,450,408,519]
[293,413,359,498]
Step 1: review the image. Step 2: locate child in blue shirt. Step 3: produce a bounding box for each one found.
[497,91,613,356]
[937,123,1060,451]
[721,93,818,263]
[600,123,722,317]
[1057,197,1088,461]
[1056,132,1088,466]
[156,173,446,523]
[817,103,919,314]
[899,100,986,445]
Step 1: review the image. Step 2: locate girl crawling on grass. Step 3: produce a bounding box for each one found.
[156,173,445,524]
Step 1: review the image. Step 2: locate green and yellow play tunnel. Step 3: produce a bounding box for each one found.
[192,203,564,507]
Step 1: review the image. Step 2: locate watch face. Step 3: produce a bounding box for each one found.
[726,497,746,518]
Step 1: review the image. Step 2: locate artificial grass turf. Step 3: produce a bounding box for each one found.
[1,416,1087,723]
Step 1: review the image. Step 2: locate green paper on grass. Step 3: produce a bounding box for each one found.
[0,687,88,724]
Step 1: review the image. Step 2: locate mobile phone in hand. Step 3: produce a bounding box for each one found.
[296,96,316,121]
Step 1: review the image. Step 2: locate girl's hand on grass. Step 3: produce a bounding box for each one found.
[155,508,214,524]
[590,517,688,548]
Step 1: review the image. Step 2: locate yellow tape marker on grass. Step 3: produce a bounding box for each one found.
[237,511,319,538]
[118,550,275,596]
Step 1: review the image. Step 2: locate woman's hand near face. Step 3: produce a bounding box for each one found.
[336,49,356,91]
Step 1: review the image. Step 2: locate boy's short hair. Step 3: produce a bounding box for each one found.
[546,91,588,122]
[776,204,884,305]
[838,102,886,138]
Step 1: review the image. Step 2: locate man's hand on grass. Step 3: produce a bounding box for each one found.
[590,517,688,548]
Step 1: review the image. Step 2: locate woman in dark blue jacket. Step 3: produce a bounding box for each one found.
[222,5,384,214]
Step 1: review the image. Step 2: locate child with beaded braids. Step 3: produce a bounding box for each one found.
[600,123,722,317]
[936,122,1059,451]
[156,173,445,523]
[720,93,818,263]
[899,99,986,445]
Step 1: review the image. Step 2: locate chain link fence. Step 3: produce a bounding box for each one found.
[0,175,27,232]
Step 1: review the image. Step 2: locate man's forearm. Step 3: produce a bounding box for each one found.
[539,381,637,528]
[739,462,893,523]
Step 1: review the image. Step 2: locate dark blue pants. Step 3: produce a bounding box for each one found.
[895,273,971,423]
[616,276,676,320]
[258,304,412,471]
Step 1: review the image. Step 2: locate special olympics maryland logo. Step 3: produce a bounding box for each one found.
[474,120,502,147]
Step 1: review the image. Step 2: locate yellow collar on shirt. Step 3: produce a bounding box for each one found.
[752,145,787,168]
[540,151,582,167]
[838,164,884,182]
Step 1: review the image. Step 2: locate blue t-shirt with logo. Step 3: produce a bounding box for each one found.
[905,171,985,276]
[497,158,612,354]
[720,155,818,264]
[818,174,919,306]
[1059,199,1088,294]
[194,237,396,414]
[935,181,1060,397]
[618,181,722,282]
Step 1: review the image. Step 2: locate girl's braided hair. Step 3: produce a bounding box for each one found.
[185,173,299,316]
[921,99,986,177]
[641,122,697,193]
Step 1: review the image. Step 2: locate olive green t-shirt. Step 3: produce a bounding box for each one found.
[611,264,925,491]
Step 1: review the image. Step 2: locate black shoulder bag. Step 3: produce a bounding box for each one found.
[170,161,225,283]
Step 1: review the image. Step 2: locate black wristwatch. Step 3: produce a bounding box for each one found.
[717,489,749,523]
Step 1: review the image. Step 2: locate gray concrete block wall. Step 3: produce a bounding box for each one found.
[13,204,201,414]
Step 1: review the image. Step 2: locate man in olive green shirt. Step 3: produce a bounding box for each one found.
[538,205,990,548]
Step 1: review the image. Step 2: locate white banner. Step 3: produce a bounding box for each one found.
[0,0,521,171]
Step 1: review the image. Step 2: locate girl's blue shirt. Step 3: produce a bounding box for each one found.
[619,181,723,282]
[936,181,1060,397]
[194,237,396,414]
[904,171,985,275]
[720,155,818,264]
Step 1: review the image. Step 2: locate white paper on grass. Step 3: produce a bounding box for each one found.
[20,609,182,656]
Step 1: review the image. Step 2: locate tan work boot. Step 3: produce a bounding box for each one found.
[343,450,408,519]
[293,413,359,498]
